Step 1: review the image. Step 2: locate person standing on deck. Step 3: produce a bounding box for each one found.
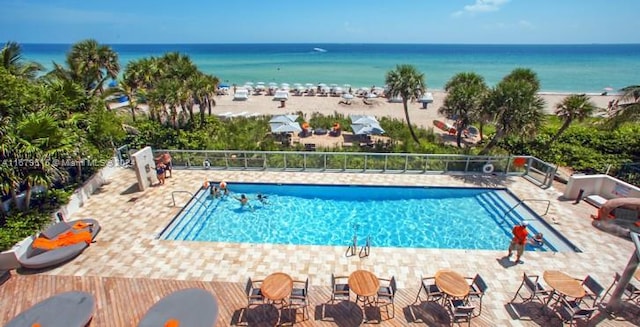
[507,221,529,264]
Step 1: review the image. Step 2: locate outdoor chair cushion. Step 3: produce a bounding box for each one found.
[584,195,608,208]
[40,222,72,240]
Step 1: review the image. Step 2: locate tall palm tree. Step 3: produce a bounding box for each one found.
[385,65,426,144]
[550,94,597,144]
[479,79,545,155]
[1,41,43,80]
[607,85,640,128]
[439,72,488,147]
[65,39,120,95]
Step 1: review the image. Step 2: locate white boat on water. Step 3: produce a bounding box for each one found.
[313,47,327,52]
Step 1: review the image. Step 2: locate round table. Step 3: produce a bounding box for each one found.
[261,272,294,302]
[543,270,586,299]
[435,270,469,298]
[6,291,94,327]
[348,270,380,297]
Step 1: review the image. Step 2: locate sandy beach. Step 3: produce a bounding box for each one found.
[213,90,616,129]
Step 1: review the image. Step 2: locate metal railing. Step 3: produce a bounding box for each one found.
[503,198,552,220]
[171,190,205,207]
[146,149,556,188]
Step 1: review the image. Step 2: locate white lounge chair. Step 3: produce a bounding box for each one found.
[233,89,250,101]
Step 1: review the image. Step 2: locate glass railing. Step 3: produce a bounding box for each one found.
[146,149,556,188]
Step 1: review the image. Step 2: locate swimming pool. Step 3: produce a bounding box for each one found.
[160,183,579,252]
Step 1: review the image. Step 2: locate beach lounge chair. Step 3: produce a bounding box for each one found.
[17,219,101,270]
[137,288,218,327]
[233,89,249,101]
[5,291,95,327]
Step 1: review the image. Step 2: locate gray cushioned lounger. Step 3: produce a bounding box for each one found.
[138,288,219,327]
[5,291,94,327]
[18,219,101,270]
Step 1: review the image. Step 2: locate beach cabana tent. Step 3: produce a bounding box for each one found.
[270,121,302,133]
[269,114,298,123]
[351,115,379,125]
[351,123,385,135]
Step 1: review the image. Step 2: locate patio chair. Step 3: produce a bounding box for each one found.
[329,273,350,303]
[556,296,598,326]
[377,276,397,319]
[414,276,444,304]
[580,275,605,307]
[510,272,551,304]
[245,277,264,307]
[602,272,640,304]
[289,278,310,322]
[466,273,488,316]
[448,298,476,327]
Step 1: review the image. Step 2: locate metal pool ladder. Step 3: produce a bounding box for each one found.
[345,224,371,258]
[171,190,207,207]
[502,198,551,222]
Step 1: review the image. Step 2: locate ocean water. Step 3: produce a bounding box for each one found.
[21,43,640,93]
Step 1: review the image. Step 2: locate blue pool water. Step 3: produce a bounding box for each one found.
[161,183,578,252]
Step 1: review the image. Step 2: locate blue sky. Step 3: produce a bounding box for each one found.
[2,0,639,44]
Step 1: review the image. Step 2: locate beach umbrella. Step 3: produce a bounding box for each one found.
[305,83,314,88]
[269,114,298,123]
[270,121,302,133]
[351,115,379,125]
[318,83,327,87]
[351,122,385,135]
[245,82,254,86]
[268,82,277,87]
[343,84,351,88]
[342,93,354,100]
[219,83,230,88]
[281,83,290,88]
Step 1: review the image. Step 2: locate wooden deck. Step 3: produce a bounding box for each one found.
[1,272,638,326]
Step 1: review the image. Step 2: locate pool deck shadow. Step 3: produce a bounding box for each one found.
[2,168,637,327]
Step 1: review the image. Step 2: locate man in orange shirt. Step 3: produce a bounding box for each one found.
[508,221,529,264]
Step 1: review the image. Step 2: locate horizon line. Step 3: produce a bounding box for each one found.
[18,42,640,46]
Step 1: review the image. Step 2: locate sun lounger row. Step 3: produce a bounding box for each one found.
[216,112,263,119]
[4,288,219,327]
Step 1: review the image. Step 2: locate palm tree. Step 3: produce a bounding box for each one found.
[1,41,43,80]
[385,65,426,144]
[550,94,597,145]
[479,79,546,155]
[607,85,640,128]
[13,111,74,209]
[439,72,488,147]
[65,39,120,95]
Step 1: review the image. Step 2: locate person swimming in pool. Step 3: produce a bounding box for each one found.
[257,193,268,204]
[235,194,253,210]
[210,185,220,198]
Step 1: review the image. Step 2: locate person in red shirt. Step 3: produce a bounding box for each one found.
[508,221,529,264]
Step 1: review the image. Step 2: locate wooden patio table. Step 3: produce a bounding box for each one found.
[261,272,293,303]
[435,269,470,299]
[543,270,586,300]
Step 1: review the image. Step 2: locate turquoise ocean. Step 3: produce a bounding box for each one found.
[21,43,640,93]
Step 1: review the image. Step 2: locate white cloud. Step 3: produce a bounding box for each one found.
[452,0,510,17]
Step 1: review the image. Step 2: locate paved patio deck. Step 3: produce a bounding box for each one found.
[1,168,639,326]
